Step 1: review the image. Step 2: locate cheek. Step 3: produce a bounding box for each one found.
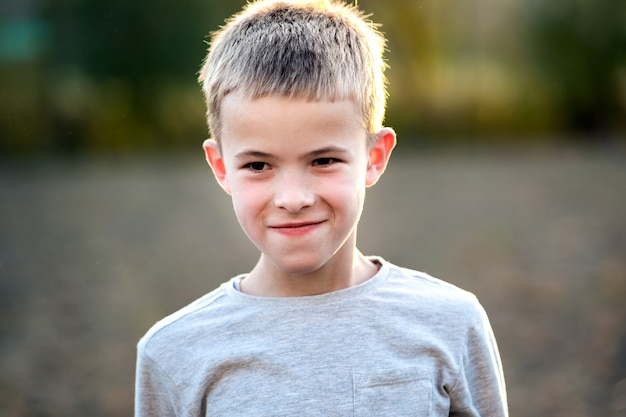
[321,174,366,212]
[230,183,267,224]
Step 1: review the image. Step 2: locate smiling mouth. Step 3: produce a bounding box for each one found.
[270,221,325,234]
[271,221,324,229]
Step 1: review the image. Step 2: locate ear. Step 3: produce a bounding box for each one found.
[365,127,396,187]
[203,139,232,194]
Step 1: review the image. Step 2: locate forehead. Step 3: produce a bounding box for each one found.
[220,93,366,152]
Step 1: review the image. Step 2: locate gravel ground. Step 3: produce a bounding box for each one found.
[1,144,625,417]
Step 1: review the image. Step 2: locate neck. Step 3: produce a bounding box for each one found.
[241,249,379,297]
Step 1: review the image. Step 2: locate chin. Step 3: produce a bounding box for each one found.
[271,256,329,276]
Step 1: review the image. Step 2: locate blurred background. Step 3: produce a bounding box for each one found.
[0,0,625,416]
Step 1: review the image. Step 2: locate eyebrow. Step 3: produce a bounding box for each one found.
[308,146,350,157]
[233,150,272,160]
[234,146,350,160]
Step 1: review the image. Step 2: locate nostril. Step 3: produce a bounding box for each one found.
[273,182,315,212]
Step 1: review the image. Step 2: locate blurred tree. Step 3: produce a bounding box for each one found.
[35,0,248,152]
[523,0,626,136]
[0,0,624,154]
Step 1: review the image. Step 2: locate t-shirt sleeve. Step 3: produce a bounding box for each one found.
[447,297,508,417]
[134,342,178,417]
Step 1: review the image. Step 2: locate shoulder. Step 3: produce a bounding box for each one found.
[382,260,486,320]
[137,280,234,359]
[386,261,477,300]
[381,261,497,357]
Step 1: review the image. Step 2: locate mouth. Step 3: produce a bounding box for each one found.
[269,220,325,235]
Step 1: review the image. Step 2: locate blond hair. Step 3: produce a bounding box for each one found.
[198,0,388,146]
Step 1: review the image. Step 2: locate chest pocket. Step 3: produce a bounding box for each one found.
[353,367,432,417]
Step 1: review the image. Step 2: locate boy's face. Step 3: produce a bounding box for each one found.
[204,93,395,278]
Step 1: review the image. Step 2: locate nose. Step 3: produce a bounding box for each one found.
[273,172,315,213]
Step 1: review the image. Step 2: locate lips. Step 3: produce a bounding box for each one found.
[271,221,323,228]
[269,220,325,235]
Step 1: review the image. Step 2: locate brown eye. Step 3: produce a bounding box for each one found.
[245,162,268,171]
[313,158,337,166]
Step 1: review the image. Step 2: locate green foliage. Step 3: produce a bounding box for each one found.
[523,0,626,133]
[0,0,623,154]
[0,0,247,153]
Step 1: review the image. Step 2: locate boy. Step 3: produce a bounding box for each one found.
[135,0,508,416]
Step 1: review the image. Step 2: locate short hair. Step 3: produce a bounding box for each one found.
[198,0,388,146]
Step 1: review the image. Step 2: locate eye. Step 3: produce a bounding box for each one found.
[312,157,339,166]
[243,162,270,172]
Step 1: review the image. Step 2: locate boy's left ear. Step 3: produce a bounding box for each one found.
[365,127,396,187]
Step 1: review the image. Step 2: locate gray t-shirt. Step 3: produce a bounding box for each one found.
[135,258,507,416]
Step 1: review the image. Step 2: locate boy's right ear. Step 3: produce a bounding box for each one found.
[203,139,232,195]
